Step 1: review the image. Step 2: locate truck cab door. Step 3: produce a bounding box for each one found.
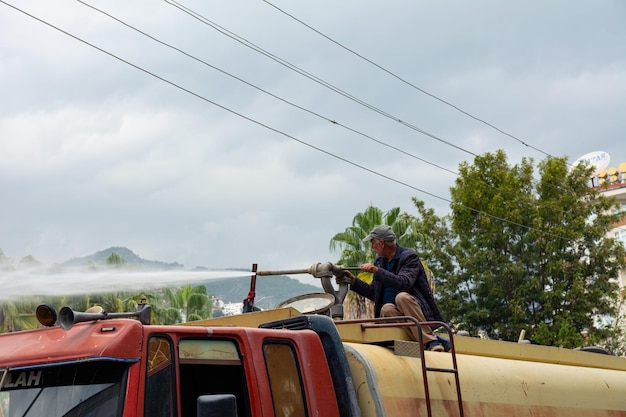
[177,338,251,417]
[176,336,318,417]
[144,335,178,417]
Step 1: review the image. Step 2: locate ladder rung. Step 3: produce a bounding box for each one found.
[425,367,458,374]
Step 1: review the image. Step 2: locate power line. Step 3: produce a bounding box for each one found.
[0,0,575,244]
[77,0,458,177]
[163,0,475,158]
[262,0,557,161]
[78,0,560,207]
[165,0,576,198]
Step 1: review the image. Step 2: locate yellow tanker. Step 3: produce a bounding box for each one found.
[201,302,626,417]
[342,333,626,417]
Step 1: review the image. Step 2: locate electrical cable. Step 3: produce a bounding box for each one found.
[163,0,475,158]
[76,0,458,178]
[165,0,577,198]
[78,0,565,207]
[0,0,577,243]
[262,0,557,162]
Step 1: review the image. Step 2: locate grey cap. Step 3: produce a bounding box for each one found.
[363,225,396,242]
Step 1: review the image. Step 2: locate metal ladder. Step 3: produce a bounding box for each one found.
[346,317,464,417]
[415,319,464,417]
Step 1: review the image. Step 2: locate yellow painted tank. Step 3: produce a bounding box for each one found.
[343,336,626,417]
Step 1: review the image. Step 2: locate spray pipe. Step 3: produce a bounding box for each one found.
[255,262,359,319]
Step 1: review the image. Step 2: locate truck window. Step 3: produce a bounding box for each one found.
[178,339,250,417]
[145,336,176,417]
[263,342,307,417]
[0,361,127,417]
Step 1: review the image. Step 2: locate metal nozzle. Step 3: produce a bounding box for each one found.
[255,262,358,320]
[256,262,358,278]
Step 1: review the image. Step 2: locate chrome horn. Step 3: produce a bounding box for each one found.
[58,304,151,330]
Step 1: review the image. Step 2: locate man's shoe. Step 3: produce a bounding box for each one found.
[426,340,444,352]
[437,335,451,352]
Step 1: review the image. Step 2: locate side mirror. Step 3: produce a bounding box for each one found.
[197,394,237,417]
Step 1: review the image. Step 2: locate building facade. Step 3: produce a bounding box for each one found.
[594,161,626,290]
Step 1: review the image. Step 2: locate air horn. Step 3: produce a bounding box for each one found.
[37,303,152,330]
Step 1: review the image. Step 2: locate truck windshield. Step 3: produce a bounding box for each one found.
[0,361,128,417]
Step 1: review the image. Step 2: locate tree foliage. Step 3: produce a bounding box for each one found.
[162,284,212,323]
[417,150,625,347]
[106,252,126,266]
[0,285,216,332]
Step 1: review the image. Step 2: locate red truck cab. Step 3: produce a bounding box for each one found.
[0,309,349,417]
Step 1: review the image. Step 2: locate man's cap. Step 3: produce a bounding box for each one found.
[363,225,396,242]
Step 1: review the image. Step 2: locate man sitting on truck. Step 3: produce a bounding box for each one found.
[345,224,450,352]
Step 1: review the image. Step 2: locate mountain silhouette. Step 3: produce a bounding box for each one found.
[62,246,184,270]
[59,246,323,310]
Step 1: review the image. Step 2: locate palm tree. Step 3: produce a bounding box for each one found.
[0,300,38,333]
[92,292,126,313]
[330,205,434,319]
[162,284,212,323]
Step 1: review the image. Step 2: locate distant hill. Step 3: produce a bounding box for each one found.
[62,246,184,270]
[60,247,323,311]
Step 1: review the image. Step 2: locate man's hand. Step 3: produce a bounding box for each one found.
[344,271,356,285]
[360,263,378,274]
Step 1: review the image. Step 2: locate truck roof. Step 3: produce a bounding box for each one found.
[0,319,144,369]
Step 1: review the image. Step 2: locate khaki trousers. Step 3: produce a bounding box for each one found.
[380,292,437,345]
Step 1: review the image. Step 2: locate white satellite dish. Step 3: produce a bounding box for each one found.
[571,151,610,177]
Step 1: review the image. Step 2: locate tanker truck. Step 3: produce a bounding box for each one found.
[1,262,626,417]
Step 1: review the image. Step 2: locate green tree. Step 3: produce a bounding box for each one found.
[19,255,41,267]
[330,205,434,319]
[126,292,164,325]
[0,302,24,332]
[162,284,212,323]
[0,298,39,333]
[0,249,15,271]
[106,252,126,266]
[93,293,126,313]
[435,150,625,346]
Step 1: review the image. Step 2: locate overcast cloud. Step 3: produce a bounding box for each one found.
[1,1,625,288]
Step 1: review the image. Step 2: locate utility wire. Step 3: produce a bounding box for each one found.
[164,0,475,158]
[0,0,574,243]
[166,0,576,198]
[78,0,559,206]
[77,0,457,178]
[262,0,556,161]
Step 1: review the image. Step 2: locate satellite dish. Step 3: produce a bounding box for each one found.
[276,293,335,314]
[571,151,610,177]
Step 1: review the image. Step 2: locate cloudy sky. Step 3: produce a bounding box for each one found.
[1,1,625,287]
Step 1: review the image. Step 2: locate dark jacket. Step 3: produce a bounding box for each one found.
[351,245,444,324]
